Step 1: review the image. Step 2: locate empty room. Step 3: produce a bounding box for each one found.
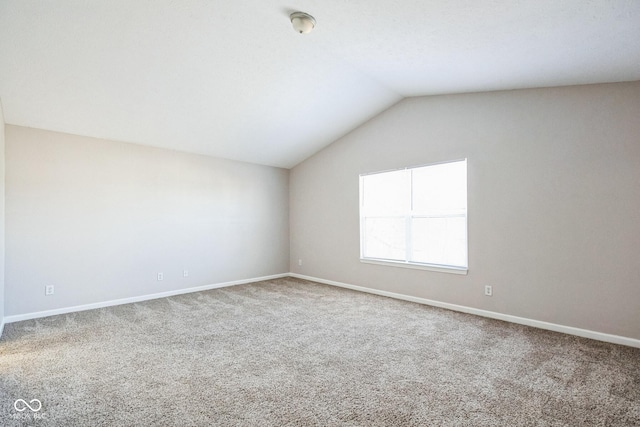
[1,1,639,426]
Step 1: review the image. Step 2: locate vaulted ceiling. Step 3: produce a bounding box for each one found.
[1,1,639,168]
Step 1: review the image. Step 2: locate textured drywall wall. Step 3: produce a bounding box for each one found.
[5,126,289,316]
[290,81,640,340]
[0,100,5,330]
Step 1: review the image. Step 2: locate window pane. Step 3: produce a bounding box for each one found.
[363,217,406,261]
[361,170,408,215]
[360,159,468,272]
[410,216,467,267]
[412,160,466,214]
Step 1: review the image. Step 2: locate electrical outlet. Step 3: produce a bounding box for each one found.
[298,259,302,266]
[183,270,189,278]
[157,272,164,281]
[45,285,55,296]
[484,285,493,297]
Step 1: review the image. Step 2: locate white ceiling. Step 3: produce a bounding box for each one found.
[1,1,639,168]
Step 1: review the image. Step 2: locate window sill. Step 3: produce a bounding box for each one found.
[360,258,468,275]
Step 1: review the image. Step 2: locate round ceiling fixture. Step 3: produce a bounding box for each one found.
[290,12,316,34]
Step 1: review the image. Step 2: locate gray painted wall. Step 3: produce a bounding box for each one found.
[5,126,290,316]
[290,81,640,340]
[0,101,5,330]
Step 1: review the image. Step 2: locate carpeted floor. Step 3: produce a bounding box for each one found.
[1,277,639,426]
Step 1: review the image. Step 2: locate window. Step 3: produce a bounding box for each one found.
[359,159,467,274]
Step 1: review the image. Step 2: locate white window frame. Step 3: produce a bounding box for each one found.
[359,159,468,275]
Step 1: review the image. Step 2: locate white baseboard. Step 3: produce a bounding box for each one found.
[3,273,289,325]
[289,273,640,349]
[4,272,638,349]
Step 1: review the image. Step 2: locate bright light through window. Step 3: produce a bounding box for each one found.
[359,159,468,272]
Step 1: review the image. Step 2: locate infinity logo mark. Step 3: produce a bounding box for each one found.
[14,399,42,412]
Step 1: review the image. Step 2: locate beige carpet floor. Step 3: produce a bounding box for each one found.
[1,277,639,426]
